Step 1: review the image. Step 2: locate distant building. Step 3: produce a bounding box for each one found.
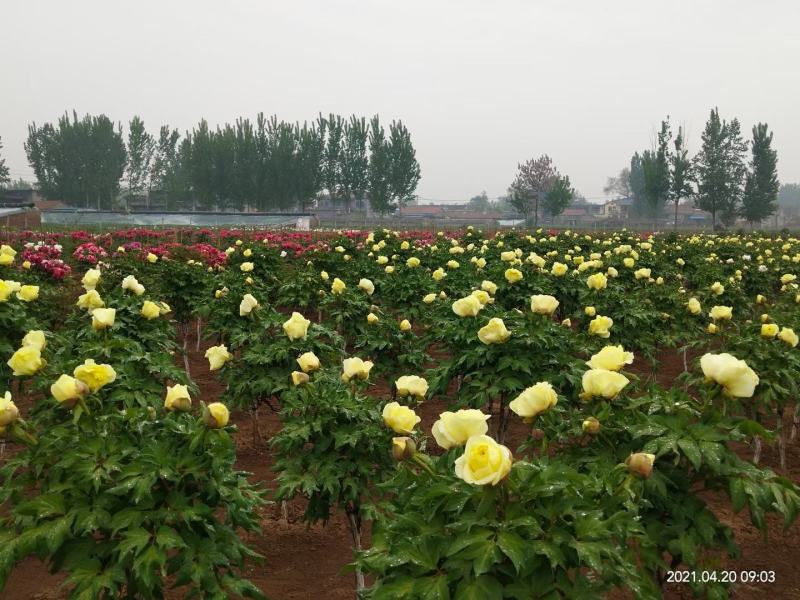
[671,202,710,226]
[1,188,37,206]
[601,197,634,219]
[0,189,42,227]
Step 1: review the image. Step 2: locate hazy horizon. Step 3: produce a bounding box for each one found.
[1,0,798,203]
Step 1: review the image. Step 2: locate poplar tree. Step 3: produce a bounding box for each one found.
[125,116,155,205]
[694,108,747,228]
[740,123,779,225]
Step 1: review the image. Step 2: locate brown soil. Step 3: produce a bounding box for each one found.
[3,344,799,599]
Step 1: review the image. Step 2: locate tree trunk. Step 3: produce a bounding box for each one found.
[345,506,365,594]
[776,406,786,470]
[790,402,800,441]
[674,199,679,230]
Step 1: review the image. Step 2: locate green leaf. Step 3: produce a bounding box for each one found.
[118,528,152,559]
[417,575,451,600]
[530,540,566,568]
[678,438,702,469]
[496,531,527,573]
[454,575,502,600]
[155,526,185,550]
[730,478,746,513]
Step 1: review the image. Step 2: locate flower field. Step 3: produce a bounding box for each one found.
[1,226,800,599]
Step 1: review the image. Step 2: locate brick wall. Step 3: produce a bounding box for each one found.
[1,209,41,228]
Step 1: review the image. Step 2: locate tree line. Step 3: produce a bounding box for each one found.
[605,108,780,228]
[21,112,421,214]
[506,155,576,226]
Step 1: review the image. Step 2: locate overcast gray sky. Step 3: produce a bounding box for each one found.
[1,0,798,203]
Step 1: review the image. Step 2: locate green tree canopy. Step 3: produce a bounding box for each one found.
[740,123,779,225]
[694,108,747,227]
[25,111,126,209]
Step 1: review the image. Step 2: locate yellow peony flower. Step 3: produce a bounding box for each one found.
[77,289,105,310]
[452,295,483,317]
[50,374,87,407]
[481,280,498,295]
[551,262,568,276]
[778,327,799,347]
[203,402,230,428]
[406,257,421,268]
[91,308,116,330]
[81,268,101,291]
[700,353,759,398]
[399,319,412,332]
[16,285,39,302]
[530,294,559,315]
[382,401,421,434]
[21,330,46,352]
[146,253,158,263]
[395,375,428,400]
[8,346,44,376]
[73,359,117,392]
[761,323,779,338]
[422,293,436,304]
[205,345,233,370]
[367,312,379,324]
[141,300,161,320]
[358,278,375,295]
[283,312,311,340]
[291,371,310,385]
[709,305,732,321]
[588,315,613,338]
[586,345,634,371]
[296,351,321,373]
[710,281,724,295]
[504,268,523,283]
[341,357,374,382]
[586,272,607,290]
[687,297,702,315]
[477,318,511,344]
[0,391,20,426]
[470,289,491,305]
[584,306,596,317]
[509,382,558,419]
[0,280,18,302]
[331,278,346,294]
[580,368,629,400]
[239,293,259,316]
[634,268,651,280]
[454,434,512,486]
[240,262,254,272]
[121,275,145,296]
[164,384,192,411]
[431,409,490,449]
